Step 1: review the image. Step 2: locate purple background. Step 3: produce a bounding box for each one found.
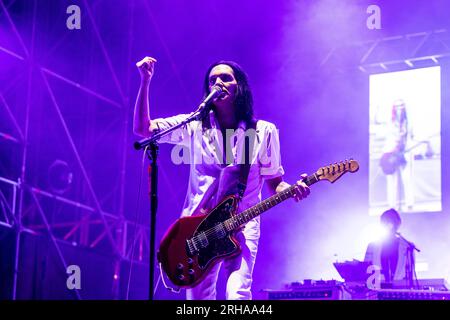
[1,0,449,299]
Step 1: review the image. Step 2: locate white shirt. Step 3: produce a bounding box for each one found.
[150,111,284,239]
[364,237,409,282]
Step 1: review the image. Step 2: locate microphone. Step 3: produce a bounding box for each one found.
[396,232,421,252]
[195,84,224,114]
[133,84,225,150]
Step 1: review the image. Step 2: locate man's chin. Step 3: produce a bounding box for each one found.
[215,96,232,105]
[217,93,230,101]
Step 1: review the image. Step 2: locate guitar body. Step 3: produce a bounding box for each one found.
[380,151,406,175]
[157,159,360,290]
[157,195,241,288]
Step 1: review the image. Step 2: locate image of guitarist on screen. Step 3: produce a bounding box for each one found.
[133,56,310,300]
[379,99,414,212]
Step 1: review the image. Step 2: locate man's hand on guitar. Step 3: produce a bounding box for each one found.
[292,173,310,202]
[275,174,310,202]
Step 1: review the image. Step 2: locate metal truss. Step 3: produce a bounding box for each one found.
[319,29,450,73]
[0,0,150,300]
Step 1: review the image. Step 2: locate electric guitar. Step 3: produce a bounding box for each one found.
[157,159,359,288]
[380,135,437,175]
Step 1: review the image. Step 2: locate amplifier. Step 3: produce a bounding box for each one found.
[390,278,449,291]
[375,289,450,300]
[263,281,351,300]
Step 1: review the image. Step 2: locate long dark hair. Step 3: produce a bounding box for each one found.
[391,99,407,124]
[202,60,255,128]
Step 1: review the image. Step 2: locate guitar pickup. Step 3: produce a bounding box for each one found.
[186,238,198,256]
[197,232,209,248]
[186,231,209,256]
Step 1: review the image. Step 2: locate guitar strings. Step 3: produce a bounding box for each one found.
[191,187,296,246]
[192,162,354,245]
[190,162,353,249]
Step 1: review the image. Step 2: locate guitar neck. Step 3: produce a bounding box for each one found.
[224,173,320,232]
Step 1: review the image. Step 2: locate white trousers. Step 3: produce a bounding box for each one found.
[186,231,259,300]
[386,156,414,210]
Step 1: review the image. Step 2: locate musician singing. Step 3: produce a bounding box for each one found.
[133,57,310,300]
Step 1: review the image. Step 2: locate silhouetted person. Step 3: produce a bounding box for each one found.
[364,209,413,283]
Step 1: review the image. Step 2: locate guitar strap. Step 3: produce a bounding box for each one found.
[236,120,257,201]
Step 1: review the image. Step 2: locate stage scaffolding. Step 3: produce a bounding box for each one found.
[0,0,149,300]
[320,29,450,73]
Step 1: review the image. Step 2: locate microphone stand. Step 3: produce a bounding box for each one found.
[133,106,209,300]
[396,232,420,289]
[134,84,221,151]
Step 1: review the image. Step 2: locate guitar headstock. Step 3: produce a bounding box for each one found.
[316,159,359,183]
